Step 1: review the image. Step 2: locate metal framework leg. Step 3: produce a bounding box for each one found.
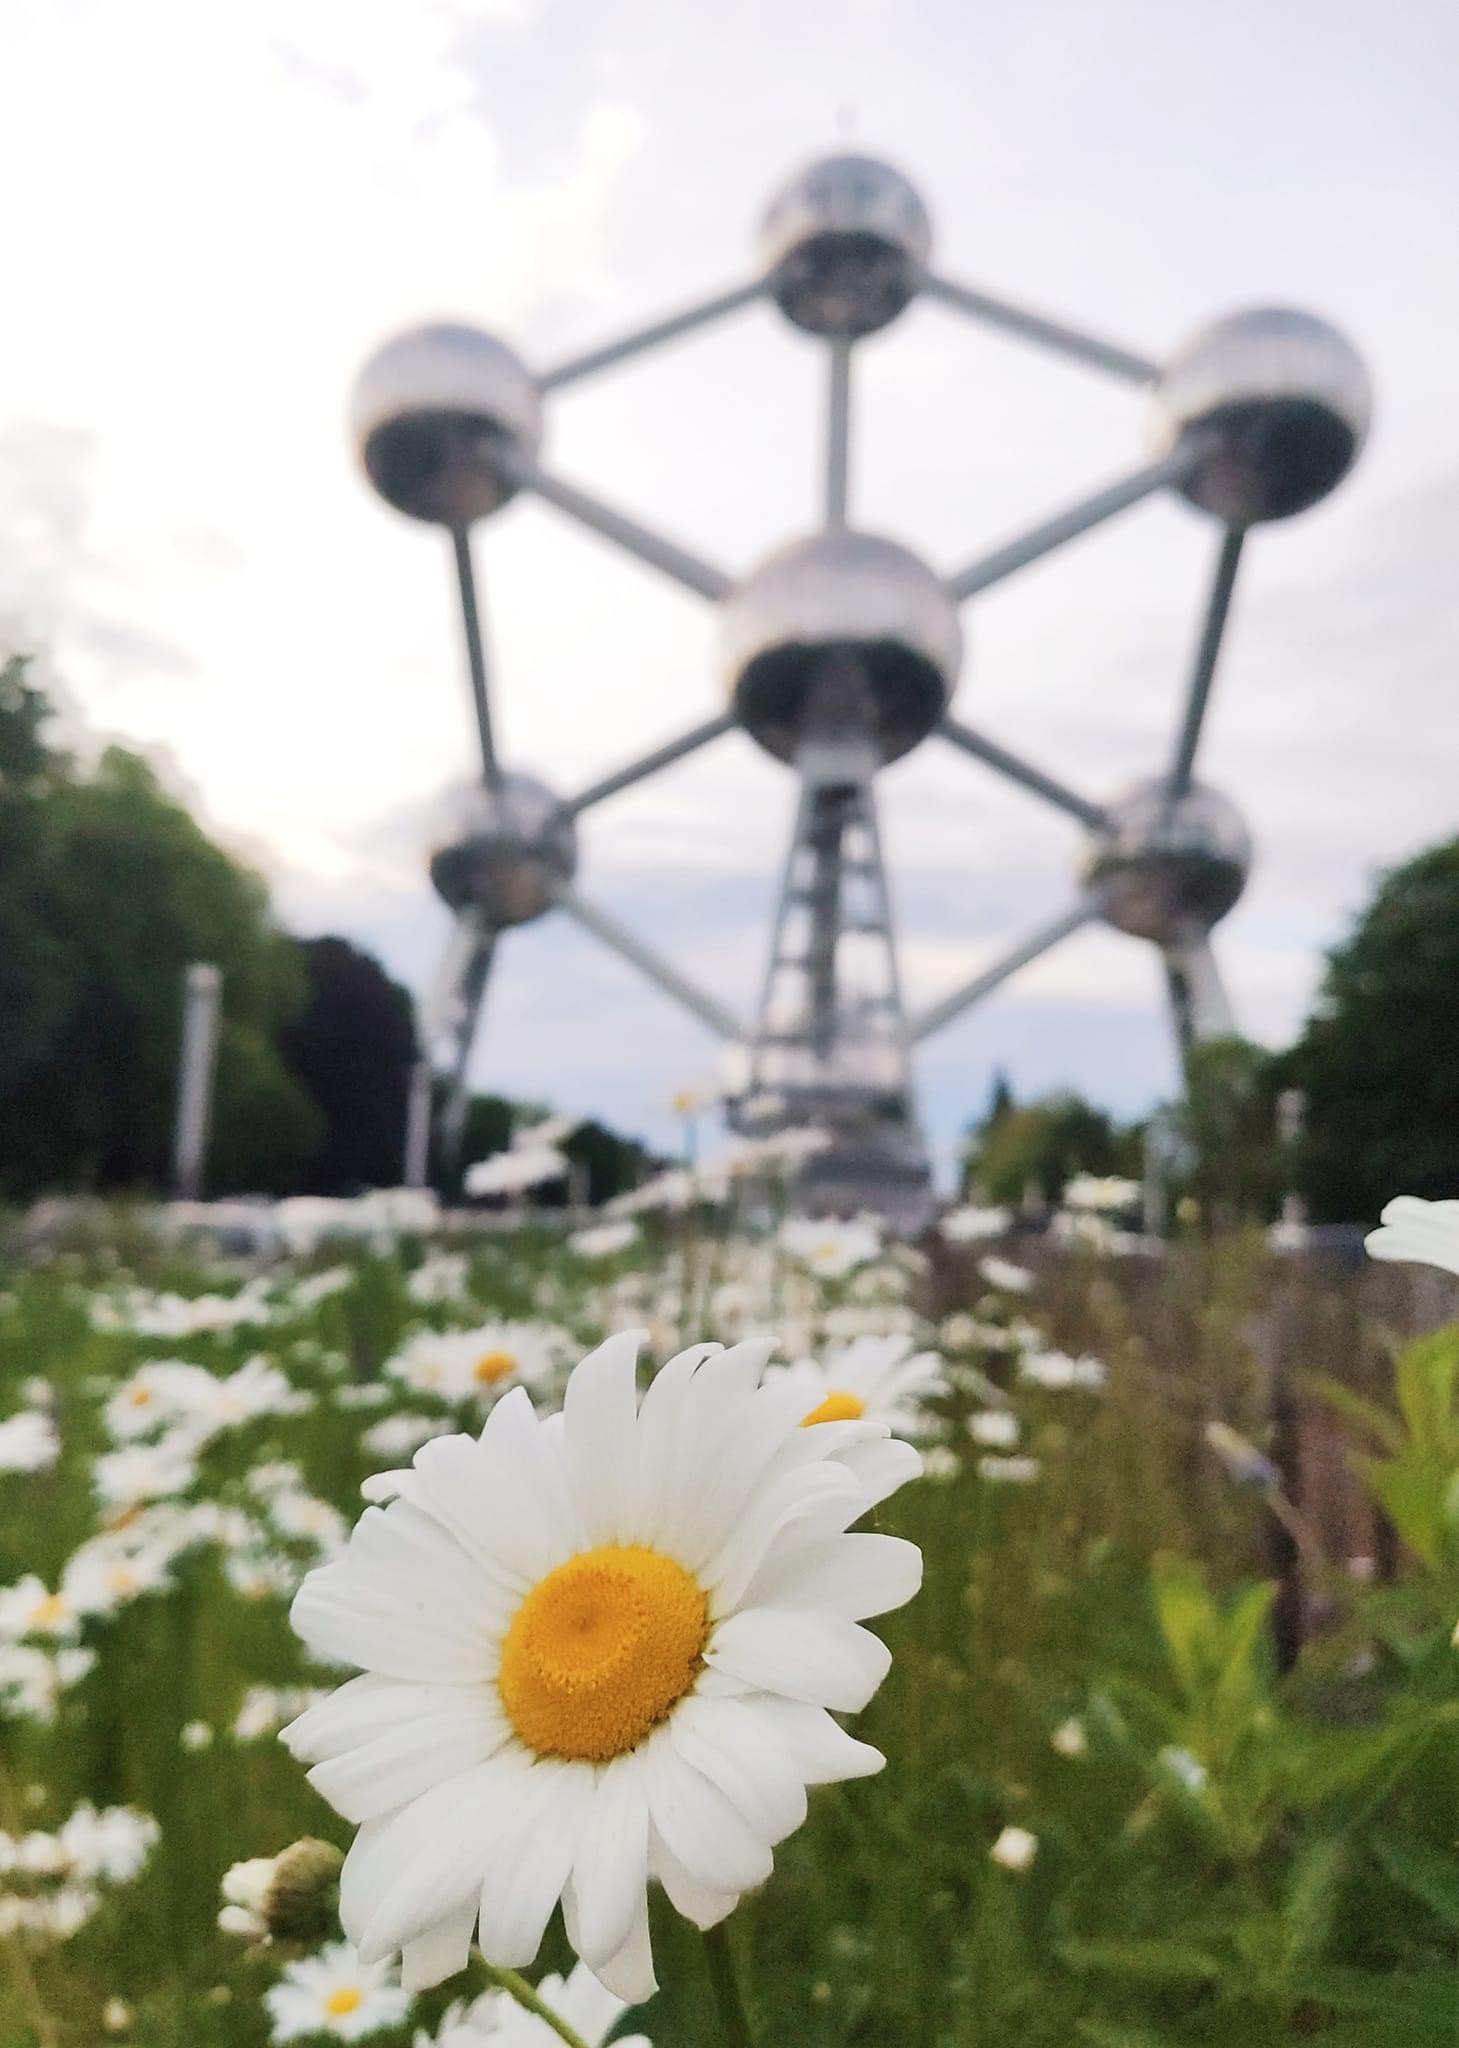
[911,899,1099,1042]
[826,339,852,530]
[1167,525,1245,801]
[450,526,501,792]
[554,885,743,1040]
[1163,929,1235,1061]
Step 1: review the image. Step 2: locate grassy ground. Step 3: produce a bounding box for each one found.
[0,1218,1455,2046]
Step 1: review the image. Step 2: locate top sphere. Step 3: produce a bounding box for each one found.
[429,772,576,927]
[758,154,932,338]
[1151,307,1371,525]
[350,323,542,526]
[721,530,961,765]
[1083,779,1252,945]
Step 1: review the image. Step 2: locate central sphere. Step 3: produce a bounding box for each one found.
[350,322,542,527]
[1151,307,1371,525]
[498,1545,709,1762]
[759,154,932,337]
[721,531,962,765]
[1083,779,1252,943]
[428,772,576,928]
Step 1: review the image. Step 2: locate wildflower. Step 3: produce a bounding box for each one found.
[0,1576,80,1643]
[0,1645,94,1724]
[766,1334,946,1436]
[180,1720,214,1752]
[1365,1195,1459,1278]
[778,1216,882,1280]
[1062,1175,1141,1213]
[220,1840,343,1944]
[421,1963,652,2046]
[1017,1351,1106,1393]
[464,1148,569,1199]
[1051,1718,1088,1759]
[1203,1421,1280,1490]
[938,1205,1010,1243]
[363,1414,443,1461]
[978,1256,1034,1295]
[408,1255,471,1307]
[1159,1746,1209,1794]
[967,1411,1020,1451]
[264,1942,411,2042]
[386,1325,559,1405]
[989,1825,1038,1872]
[568,1221,640,1261]
[286,1334,921,1999]
[977,1455,1041,1484]
[0,1411,59,1475]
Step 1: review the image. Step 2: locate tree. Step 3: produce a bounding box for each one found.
[1178,1035,1281,1231]
[278,938,418,1193]
[962,1084,1139,1207]
[1285,839,1459,1223]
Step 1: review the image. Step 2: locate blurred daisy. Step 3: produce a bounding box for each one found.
[1365,1196,1459,1278]
[938,1205,1010,1243]
[968,1411,1020,1451]
[0,1576,80,1642]
[1018,1351,1106,1393]
[420,1963,652,2046]
[568,1221,640,1261]
[0,1410,59,1475]
[989,1825,1038,1872]
[767,1334,946,1436]
[264,1941,410,2042]
[778,1216,882,1280]
[978,1455,1041,1484]
[978,1256,1034,1296]
[286,1334,921,2001]
[386,1325,559,1405]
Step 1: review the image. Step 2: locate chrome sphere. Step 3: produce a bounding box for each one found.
[1152,307,1371,524]
[721,530,962,765]
[428,772,576,927]
[1084,779,1252,943]
[758,154,932,338]
[350,323,542,526]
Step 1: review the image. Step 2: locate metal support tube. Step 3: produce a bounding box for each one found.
[826,339,852,530]
[440,927,496,1165]
[450,526,500,792]
[540,280,765,391]
[924,273,1158,384]
[555,885,744,1040]
[402,1057,434,1189]
[501,456,731,602]
[172,962,223,1200]
[938,717,1109,829]
[946,448,1198,603]
[1163,929,1235,1061]
[1167,525,1245,799]
[910,900,1098,1043]
[564,713,734,817]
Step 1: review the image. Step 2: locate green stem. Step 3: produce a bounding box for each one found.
[703,1922,757,2048]
[479,1963,592,2048]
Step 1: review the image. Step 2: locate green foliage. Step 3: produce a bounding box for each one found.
[963,1085,1141,1207]
[1286,836,1459,1221]
[1176,1037,1281,1231]
[277,938,417,1194]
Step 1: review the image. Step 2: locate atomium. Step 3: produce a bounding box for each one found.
[345,151,1372,1220]
[1151,307,1372,525]
[429,773,576,929]
[1083,780,1252,945]
[722,531,962,764]
[350,323,543,526]
[758,153,933,338]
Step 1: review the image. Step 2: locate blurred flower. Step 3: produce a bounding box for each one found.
[778,1215,882,1280]
[0,1645,94,1724]
[180,1720,214,1753]
[1017,1351,1106,1393]
[1062,1175,1141,1213]
[968,1411,1020,1451]
[1365,1195,1459,1278]
[0,1410,59,1475]
[423,1964,653,2047]
[568,1221,640,1261]
[767,1334,946,1436]
[407,1255,470,1307]
[362,1414,442,1461]
[1051,1718,1088,1759]
[1159,1746,1209,1794]
[385,1324,560,1405]
[989,1825,1038,1872]
[264,1942,410,2042]
[464,1148,569,1199]
[1203,1421,1280,1490]
[978,1256,1033,1295]
[938,1205,1010,1243]
[977,1455,1041,1484]
[286,1333,921,2000]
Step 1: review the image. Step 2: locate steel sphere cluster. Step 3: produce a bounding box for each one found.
[1082,779,1253,945]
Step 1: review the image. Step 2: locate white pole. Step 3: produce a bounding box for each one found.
[173,963,222,1200]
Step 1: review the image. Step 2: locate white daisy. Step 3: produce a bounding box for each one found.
[777,1216,882,1280]
[264,1941,411,2041]
[568,1221,640,1262]
[0,1410,59,1475]
[285,1333,922,2002]
[978,1256,1034,1296]
[938,1205,1010,1244]
[1365,1195,1459,1278]
[968,1411,1021,1451]
[1017,1351,1106,1393]
[386,1325,559,1405]
[766,1335,946,1437]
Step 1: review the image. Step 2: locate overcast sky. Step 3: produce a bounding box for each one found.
[2,0,1456,1175]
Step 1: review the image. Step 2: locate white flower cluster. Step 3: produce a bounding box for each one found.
[0,1804,159,1941]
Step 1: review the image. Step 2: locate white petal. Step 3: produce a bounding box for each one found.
[455,1390,583,1583]
[291,1512,496,1685]
[669,1695,807,1844]
[477,1759,594,1968]
[569,1753,651,1968]
[836,1435,923,1510]
[751,1696,885,1783]
[346,1752,532,1962]
[642,1726,774,1894]
[648,1825,739,1930]
[740,1533,923,1621]
[401,1896,477,1991]
[562,1332,643,1547]
[588,1882,657,2004]
[704,1461,867,1617]
[706,1610,891,1712]
[306,1688,510,1824]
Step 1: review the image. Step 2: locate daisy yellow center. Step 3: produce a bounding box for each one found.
[31,1593,67,1627]
[499,1545,708,1762]
[801,1389,866,1427]
[325,1987,364,2017]
[129,1387,153,1407]
[473,1349,517,1385]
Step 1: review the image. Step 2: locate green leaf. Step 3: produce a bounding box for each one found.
[1395,1328,1459,1461]
[1301,1372,1405,1453]
[1060,1937,1222,1985]
[1370,1830,1459,1926]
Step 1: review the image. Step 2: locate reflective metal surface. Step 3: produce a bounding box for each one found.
[351,323,543,525]
[721,531,962,764]
[1151,307,1371,524]
[1084,779,1252,942]
[428,772,576,926]
[759,154,932,337]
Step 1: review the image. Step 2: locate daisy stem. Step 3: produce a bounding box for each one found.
[702,1923,758,2047]
[479,1963,592,2048]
